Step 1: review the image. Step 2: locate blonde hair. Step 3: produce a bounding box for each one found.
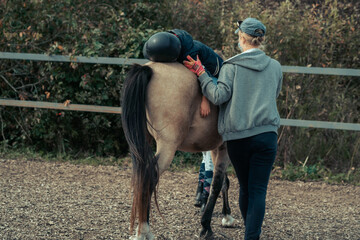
[241,31,265,46]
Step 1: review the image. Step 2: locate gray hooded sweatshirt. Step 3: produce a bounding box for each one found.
[198,48,283,141]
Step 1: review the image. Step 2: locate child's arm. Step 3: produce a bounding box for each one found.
[200,95,211,117]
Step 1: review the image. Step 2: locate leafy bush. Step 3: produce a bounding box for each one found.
[0,0,171,156]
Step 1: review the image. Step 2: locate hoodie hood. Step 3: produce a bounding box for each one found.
[224,49,271,71]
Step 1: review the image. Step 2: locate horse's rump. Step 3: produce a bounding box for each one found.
[145,62,222,152]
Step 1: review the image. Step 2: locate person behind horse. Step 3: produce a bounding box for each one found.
[143,29,224,211]
[183,18,283,240]
[168,29,223,117]
[194,151,213,212]
[143,29,223,117]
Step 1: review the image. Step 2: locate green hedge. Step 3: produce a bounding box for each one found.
[0,0,359,174]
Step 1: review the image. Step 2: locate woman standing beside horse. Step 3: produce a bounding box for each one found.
[184,18,283,240]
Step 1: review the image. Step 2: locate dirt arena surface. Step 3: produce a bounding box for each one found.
[0,158,359,240]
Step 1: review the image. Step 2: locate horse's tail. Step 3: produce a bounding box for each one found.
[121,64,159,234]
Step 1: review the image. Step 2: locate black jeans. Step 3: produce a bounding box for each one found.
[227,132,277,240]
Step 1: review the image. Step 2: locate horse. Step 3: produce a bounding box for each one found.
[121,61,235,239]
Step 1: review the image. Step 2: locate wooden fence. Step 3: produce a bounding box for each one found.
[0,52,359,131]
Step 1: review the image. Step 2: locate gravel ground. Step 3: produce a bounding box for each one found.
[0,158,359,240]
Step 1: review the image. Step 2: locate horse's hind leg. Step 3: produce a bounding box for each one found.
[131,186,157,240]
[200,143,233,239]
[221,174,235,227]
[133,142,177,240]
[156,142,178,175]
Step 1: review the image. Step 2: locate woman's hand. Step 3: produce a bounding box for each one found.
[183,55,205,77]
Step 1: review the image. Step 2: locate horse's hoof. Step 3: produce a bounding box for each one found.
[129,236,140,240]
[221,214,235,227]
[130,224,154,240]
[129,236,146,240]
[129,233,154,240]
[199,228,214,240]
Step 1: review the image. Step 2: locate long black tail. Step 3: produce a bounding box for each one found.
[121,64,159,234]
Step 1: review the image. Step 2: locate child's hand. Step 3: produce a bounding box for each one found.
[183,55,205,77]
[200,96,211,117]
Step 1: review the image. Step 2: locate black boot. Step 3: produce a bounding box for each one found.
[200,192,209,213]
[194,181,203,207]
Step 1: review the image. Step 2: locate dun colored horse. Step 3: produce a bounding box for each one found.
[121,62,235,239]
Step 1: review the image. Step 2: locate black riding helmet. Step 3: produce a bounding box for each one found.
[143,32,181,62]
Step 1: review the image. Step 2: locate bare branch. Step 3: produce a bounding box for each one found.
[0,74,18,93]
[15,81,41,90]
[0,109,6,143]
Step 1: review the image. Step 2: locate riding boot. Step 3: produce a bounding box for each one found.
[200,192,209,213]
[194,181,203,207]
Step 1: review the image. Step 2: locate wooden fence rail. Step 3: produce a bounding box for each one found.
[1,52,360,76]
[0,52,359,131]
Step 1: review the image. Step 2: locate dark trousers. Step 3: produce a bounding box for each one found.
[227,132,277,240]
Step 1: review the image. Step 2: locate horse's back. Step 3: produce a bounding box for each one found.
[146,62,199,124]
[146,62,222,152]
